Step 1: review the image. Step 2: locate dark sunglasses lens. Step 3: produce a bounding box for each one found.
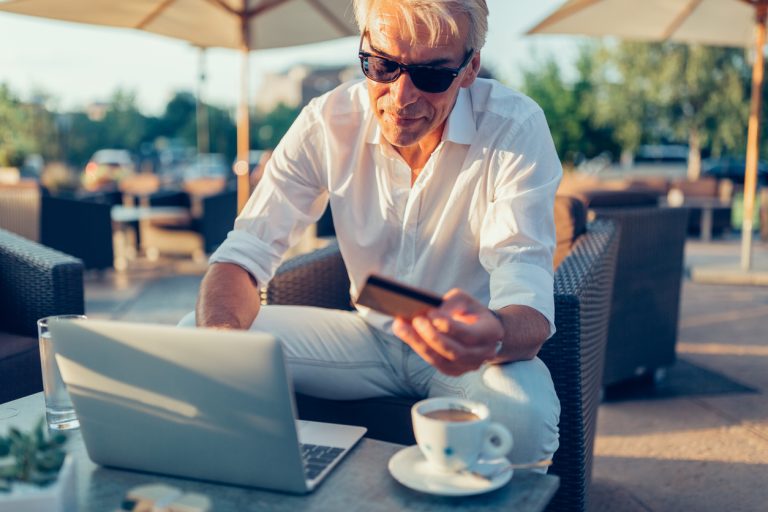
[410,69,454,93]
[363,55,400,82]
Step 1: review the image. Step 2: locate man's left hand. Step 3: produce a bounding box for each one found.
[392,289,504,376]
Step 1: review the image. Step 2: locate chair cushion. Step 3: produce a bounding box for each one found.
[554,195,587,270]
[0,331,42,403]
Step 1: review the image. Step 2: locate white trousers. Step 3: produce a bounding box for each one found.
[179,305,560,465]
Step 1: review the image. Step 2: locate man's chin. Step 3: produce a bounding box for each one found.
[381,129,425,148]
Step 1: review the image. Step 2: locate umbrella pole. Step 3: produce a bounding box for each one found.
[236,47,251,213]
[196,46,209,155]
[741,4,767,271]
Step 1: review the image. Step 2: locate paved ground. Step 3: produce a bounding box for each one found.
[83,236,768,512]
[590,237,768,512]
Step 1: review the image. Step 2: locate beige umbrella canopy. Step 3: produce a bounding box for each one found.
[529,0,768,271]
[0,0,357,211]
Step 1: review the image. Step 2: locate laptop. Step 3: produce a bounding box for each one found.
[47,318,366,494]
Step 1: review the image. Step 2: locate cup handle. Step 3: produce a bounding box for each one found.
[482,422,513,459]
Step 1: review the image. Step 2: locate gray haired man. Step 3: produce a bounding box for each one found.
[183,0,562,465]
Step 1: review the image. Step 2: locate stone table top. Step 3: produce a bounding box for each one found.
[1,394,559,511]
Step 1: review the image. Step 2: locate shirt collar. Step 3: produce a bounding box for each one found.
[365,87,476,146]
[442,87,476,144]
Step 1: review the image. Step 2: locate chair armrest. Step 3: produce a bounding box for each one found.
[541,218,620,512]
[263,240,352,311]
[0,228,85,337]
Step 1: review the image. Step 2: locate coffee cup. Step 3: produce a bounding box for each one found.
[411,397,512,472]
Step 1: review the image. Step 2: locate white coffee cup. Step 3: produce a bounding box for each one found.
[411,397,513,472]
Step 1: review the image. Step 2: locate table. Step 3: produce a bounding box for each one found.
[110,206,191,270]
[1,394,559,512]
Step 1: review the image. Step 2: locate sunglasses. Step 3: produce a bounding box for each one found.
[358,38,474,94]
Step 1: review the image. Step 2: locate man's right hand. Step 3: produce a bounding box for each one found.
[195,262,261,330]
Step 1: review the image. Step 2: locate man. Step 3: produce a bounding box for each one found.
[181,0,561,465]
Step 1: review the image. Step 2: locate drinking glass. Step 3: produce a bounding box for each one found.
[37,315,86,430]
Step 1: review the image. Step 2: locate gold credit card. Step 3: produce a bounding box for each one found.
[355,274,443,320]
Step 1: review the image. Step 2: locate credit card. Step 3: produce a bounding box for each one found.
[355,274,443,320]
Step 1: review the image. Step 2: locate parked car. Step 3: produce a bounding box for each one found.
[82,149,135,191]
[627,144,688,179]
[701,157,768,185]
[634,144,689,163]
[20,154,44,179]
[155,142,196,185]
[183,153,230,181]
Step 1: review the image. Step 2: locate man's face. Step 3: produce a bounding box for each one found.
[363,6,480,149]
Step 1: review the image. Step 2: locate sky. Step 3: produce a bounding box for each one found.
[0,0,579,115]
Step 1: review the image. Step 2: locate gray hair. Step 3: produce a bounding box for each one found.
[352,0,489,51]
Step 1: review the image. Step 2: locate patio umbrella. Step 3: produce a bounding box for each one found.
[528,0,767,271]
[0,0,357,212]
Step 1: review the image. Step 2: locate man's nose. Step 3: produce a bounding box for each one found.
[389,71,419,107]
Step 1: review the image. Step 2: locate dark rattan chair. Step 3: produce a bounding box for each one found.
[40,194,114,271]
[588,205,689,388]
[264,218,619,512]
[0,228,84,403]
[147,188,237,255]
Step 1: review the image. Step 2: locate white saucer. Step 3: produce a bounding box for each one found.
[388,445,513,496]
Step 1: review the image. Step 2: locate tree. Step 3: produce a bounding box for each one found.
[521,44,619,167]
[0,84,36,166]
[594,42,749,179]
[101,89,149,151]
[591,42,667,163]
[521,58,581,165]
[157,91,197,147]
[253,103,301,150]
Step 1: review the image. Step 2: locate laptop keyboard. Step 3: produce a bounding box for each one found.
[301,443,345,480]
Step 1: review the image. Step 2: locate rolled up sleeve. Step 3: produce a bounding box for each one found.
[209,104,328,285]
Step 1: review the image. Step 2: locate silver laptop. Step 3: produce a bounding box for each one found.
[48,318,366,494]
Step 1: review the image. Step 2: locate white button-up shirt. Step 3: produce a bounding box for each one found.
[210,78,562,335]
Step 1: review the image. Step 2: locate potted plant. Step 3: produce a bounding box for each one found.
[0,419,76,511]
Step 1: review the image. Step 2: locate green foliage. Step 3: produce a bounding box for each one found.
[595,42,749,177]
[519,41,750,172]
[102,89,149,151]
[0,418,67,491]
[665,45,748,154]
[253,103,301,150]
[521,44,619,166]
[0,85,36,167]
[0,82,307,171]
[158,91,197,147]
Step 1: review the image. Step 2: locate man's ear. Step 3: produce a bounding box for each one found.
[460,52,482,88]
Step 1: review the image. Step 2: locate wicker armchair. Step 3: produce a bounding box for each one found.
[264,219,619,512]
[589,206,689,388]
[0,228,84,403]
[40,194,114,270]
[147,188,237,255]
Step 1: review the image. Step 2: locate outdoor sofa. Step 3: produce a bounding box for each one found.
[0,228,84,403]
[264,195,620,512]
